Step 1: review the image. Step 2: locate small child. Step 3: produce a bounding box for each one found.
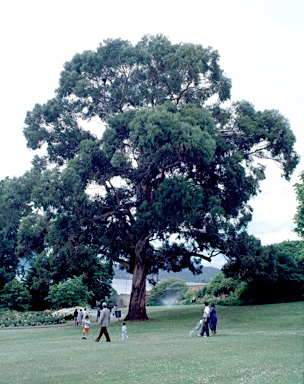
[82,315,90,339]
[121,322,128,340]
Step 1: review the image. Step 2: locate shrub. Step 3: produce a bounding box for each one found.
[148,278,188,306]
[196,272,237,300]
[0,308,78,327]
[45,277,93,308]
[0,279,31,311]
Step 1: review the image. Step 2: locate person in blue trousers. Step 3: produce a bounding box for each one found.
[200,301,210,337]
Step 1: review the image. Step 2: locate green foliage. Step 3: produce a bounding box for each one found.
[21,35,299,320]
[233,281,248,301]
[0,176,33,290]
[45,277,93,308]
[195,240,304,305]
[294,171,304,239]
[0,279,31,311]
[223,239,304,304]
[182,289,198,305]
[18,205,114,309]
[196,272,237,298]
[0,308,81,327]
[148,277,188,306]
[23,252,53,310]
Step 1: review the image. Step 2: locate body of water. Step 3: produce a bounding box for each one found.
[112,278,152,294]
[112,278,203,294]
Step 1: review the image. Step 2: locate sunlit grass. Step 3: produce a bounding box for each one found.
[0,302,303,383]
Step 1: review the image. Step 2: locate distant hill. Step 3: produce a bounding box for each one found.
[113,265,220,283]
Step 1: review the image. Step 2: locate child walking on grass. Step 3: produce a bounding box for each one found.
[82,315,90,339]
[122,322,128,340]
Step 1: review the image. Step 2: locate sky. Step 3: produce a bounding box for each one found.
[0,0,303,269]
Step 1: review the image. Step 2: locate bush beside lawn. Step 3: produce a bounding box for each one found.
[0,307,78,327]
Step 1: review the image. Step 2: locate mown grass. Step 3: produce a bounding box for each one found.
[0,302,303,384]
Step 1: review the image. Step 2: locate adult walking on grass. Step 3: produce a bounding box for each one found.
[74,308,78,326]
[209,302,217,335]
[200,301,210,337]
[95,302,111,343]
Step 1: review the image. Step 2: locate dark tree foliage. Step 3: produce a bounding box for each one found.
[24,252,53,310]
[45,276,92,308]
[12,165,114,309]
[223,238,304,303]
[0,176,35,291]
[22,35,299,320]
[294,171,304,240]
[1,279,31,312]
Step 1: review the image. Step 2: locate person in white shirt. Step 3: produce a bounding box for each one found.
[82,315,90,339]
[77,309,83,327]
[200,301,210,337]
[82,308,87,324]
[121,322,128,340]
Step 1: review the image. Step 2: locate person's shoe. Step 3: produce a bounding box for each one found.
[95,339,99,342]
[106,340,111,342]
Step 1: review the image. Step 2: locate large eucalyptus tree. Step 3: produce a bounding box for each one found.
[23,35,299,320]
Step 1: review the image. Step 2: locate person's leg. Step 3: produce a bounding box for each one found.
[206,319,209,337]
[210,320,214,335]
[200,321,205,336]
[103,327,111,342]
[95,327,105,341]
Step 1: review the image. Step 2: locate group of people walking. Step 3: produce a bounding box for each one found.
[73,307,90,327]
[73,302,127,342]
[73,308,91,339]
[73,301,216,341]
[200,301,217,337]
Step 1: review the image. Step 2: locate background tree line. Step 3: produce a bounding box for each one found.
[147,240,303,306]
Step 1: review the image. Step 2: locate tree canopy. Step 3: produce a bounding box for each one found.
[22,35,299,320]
[1,279,31,312]
[0,176,34,291]
[222,239,304,303]
[294,171,304,240]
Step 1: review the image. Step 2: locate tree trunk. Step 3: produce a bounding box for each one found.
[124,239,149,321]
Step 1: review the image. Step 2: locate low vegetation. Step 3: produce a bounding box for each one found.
[0,308,76,327]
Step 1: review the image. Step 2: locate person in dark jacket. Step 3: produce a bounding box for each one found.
[74,308,78,326]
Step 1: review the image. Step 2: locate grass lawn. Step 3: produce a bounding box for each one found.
[0,302,303,384]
